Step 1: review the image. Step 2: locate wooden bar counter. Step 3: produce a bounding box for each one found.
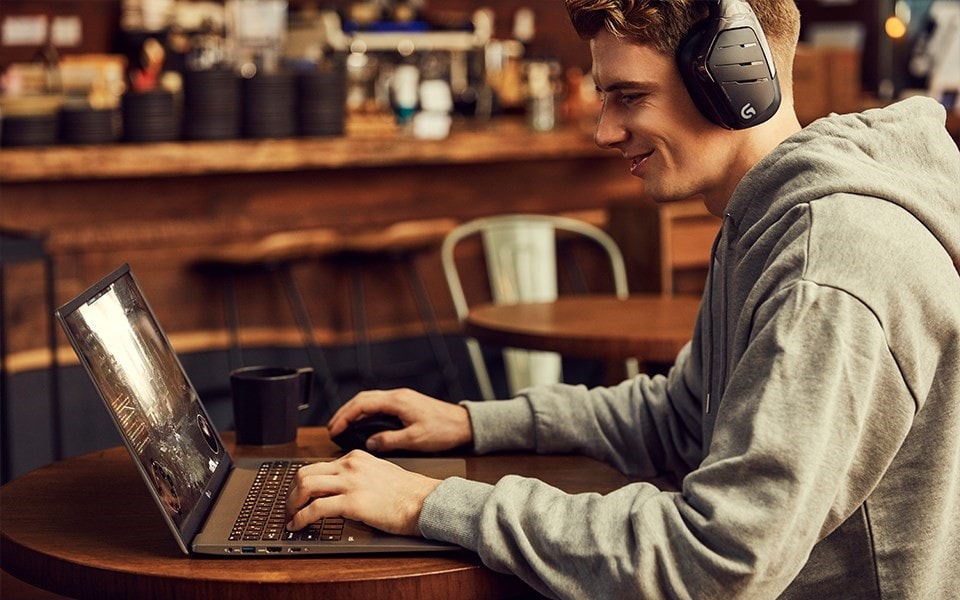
[0,118,641,373]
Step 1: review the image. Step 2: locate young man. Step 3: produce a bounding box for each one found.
[287,1,960,597]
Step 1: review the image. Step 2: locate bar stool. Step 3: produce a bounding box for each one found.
[334,218,463,400]
[193,228,343,412]
[0,229,61,483]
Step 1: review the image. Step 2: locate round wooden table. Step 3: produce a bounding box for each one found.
[464,294,701,364]
[1,428,635,599]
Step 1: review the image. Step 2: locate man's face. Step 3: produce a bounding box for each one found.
[590,30,737,206]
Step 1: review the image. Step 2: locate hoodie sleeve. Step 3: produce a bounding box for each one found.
[462,338,707,480]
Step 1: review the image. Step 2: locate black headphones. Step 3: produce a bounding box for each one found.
[676,0,781,129]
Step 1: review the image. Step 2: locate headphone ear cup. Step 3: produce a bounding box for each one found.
[676,1,782,130]
[677,18,727,127]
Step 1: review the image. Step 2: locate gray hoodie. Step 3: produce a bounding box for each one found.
[419,96,960,599]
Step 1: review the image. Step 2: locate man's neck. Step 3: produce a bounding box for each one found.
[704,106,803,217]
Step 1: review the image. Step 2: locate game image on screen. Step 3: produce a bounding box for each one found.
[61,273,222,528]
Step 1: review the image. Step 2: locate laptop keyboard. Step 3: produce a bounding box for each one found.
[230,460,345,543]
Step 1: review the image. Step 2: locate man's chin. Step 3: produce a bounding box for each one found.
[643,186,696,205]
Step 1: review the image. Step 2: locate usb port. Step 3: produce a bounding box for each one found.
[241,547,255,553]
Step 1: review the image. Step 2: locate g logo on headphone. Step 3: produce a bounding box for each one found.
[677,0,781,129]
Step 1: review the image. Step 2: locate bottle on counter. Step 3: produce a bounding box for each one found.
[413,78,452,139]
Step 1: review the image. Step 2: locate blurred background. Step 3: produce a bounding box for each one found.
[2,0,958,136]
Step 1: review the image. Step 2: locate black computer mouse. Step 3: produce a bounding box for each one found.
[331,413,405,454]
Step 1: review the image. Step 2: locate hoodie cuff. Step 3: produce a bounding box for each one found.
[461,398,536,454]
[418,477,493,550]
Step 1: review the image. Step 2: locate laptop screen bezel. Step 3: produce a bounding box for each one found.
[55,263,234,555]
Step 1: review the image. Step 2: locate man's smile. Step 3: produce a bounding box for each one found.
[629,150,655,176]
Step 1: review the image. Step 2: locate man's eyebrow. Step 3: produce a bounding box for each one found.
[594,79,656,93]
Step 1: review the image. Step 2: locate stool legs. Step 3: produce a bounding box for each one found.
[399,258,463,400]
[0,250,61,484]
[349,263,376,390]
[217,266,340,416]
[277,266,340,411]
[346,253,462,400]
[1,265,11,483]
[223,273,244,370]
[44,255,62,464]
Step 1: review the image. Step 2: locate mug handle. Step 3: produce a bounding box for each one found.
[296,367,314,411]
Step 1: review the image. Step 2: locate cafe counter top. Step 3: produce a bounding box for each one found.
[0,117,607,182]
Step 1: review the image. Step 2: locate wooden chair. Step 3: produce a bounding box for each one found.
[608,198,721,295]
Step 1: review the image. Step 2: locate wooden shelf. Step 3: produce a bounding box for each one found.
[0,118,605,182]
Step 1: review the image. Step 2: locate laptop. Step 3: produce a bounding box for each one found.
[55,263,465,556]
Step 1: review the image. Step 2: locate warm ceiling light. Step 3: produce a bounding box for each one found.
[885,15,907,39]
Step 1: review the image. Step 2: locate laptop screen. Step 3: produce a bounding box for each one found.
[57,265,229,543]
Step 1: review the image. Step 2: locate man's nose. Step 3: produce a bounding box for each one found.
[594,104,627,150]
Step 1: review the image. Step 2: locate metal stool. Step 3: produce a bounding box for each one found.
[193,228,342,412]
[1,229,61,483]
[335,218,463,400]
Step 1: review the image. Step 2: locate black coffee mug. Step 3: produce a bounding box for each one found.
[230,366,313,445]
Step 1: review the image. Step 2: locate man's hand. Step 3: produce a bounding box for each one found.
[285,451,442,536]
[327,388,474,453]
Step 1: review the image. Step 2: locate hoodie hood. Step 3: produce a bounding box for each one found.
[727,96,960,267]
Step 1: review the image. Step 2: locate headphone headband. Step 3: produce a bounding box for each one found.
[676,0,781,129]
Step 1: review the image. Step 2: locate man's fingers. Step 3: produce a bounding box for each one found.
[286,463,346,517]
[328,391,402,434]
[367,428,409,451]
[286,495,349,531]
[286,472,351,530]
